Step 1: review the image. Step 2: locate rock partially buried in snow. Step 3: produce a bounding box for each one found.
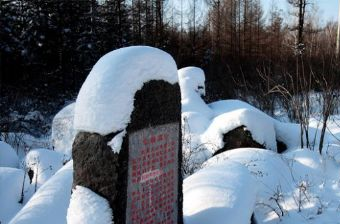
[213,125,265,156]
[23,148,65,189]
[0,141,19,168]
[67,186,113,224]
[202,108,277,154]
[72,46,182,223]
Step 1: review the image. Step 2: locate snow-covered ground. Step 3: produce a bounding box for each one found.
[1,48,340,224]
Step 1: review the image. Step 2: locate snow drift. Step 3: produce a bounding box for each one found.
[9,161,73,224]
[0,141,19,168]
[67,186,113,224]
[183,160,257,224]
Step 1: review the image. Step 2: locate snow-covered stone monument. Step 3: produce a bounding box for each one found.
[70,46,183,224]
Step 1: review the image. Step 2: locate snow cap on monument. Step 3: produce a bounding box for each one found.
[74,46,178,135]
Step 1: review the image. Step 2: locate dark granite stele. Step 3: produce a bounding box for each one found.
[72,80,183,224]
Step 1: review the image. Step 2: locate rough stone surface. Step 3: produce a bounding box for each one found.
[72,131,119,209]
[72,80,182,224]
[213,126,265,156]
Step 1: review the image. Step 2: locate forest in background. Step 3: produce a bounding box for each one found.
[0,0,339,136]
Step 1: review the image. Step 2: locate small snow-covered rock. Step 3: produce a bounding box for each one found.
[183,160,257,224]
[201,108,277,154]
[51,103,76,158]
[74,46,178,136]
[0,141,19,168]
[67,185,113,224]
[23,148,65,188]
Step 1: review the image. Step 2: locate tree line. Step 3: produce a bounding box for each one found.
[0,0,339,101]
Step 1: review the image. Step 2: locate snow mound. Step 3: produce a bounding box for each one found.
[284,148,323,184]
[23,148,65,189]
[0,141,19,168]
[183,160,257,224]
[0,167,29,224]
[204,148,294,197]
[182,111,211,135]
[204,148,334,224]
[201,109,277,153]
[9,161,73,224]
[51,103,76,158]
[67,186,113,224]
[74,46,178,135]
[179,67,213,118]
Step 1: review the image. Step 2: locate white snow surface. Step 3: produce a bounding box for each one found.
[108,129,126,154]
[204,148,340,224]
[9,161,73,224]
[23,148,65,190]
[74,46,178,135]
[179,67,213,118]
[0,167,29,224]
[51,103,76,158]
[183,160,257,224]
[0,141,19,168]
[67,186,113,224]
[208,99,266,117]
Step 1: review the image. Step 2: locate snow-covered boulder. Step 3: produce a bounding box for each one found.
[201,108,277,154]
[179,67,214,174]
[74,46,178,135]
[67,186,113,224]
[179,67,212,116]
[51,103,76,158]
[0,141,19,168]
[0,167,29,224]
[23,148,65,189]
[183,160,257,224]
[9,161,73,224]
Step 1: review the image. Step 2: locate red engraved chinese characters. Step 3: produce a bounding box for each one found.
[126,123,179,224]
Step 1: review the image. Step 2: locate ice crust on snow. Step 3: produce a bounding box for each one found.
[9,161,73,224]
[0,141,19,168]
[51,103,76,158]
[183,160,257,224]
[67,185,113,224]
[0,167,29,224]
[74,46,178,136]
